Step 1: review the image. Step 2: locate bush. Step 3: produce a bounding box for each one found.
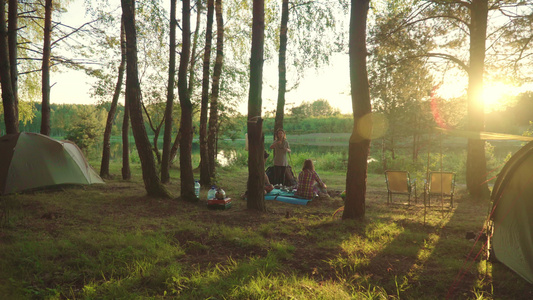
[65,106,106,152]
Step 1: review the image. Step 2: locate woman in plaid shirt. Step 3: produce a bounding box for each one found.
[295,159,327,199]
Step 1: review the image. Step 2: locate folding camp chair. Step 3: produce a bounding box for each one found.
[385,170,417,205]
[424,171,455,208]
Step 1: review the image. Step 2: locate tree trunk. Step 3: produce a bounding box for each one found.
[466,0,490,200]
[199,0,214,187]
[412,114,418,162]
[169,129,181,164]
[274,0,288,136]
[121,0,171,198]
[101,18,126,179]
[391,136,395,159]
[40,0,52,136]
[381,137,387,171]
[207,0,224,181]
[0,0,17,134]
[343,0,371,220]
[178,0,197,201]
[188,1,202,96]
[247,0,266,211]
[141,102,163,164]
[161,0,178,184]
[122,93,131,180]
[7,0,17,125]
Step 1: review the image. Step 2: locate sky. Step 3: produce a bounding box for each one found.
[50,0,354,115]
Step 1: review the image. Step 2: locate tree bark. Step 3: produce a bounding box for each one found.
[199,0,214,187]
[121,0,171,198]
[161,0,178,184]
[141,102,163,164]
[0,0,17,134]
[122,92,131,180]
[207,0,224,180]
[40,0,52,136]
[343,0,371,220]
[274,0,288,136]
[466,0,490,200]
[101,18,126,179]
[7,0,17,125]
[178,0,197,201]
[188,1,202,97]
[169,129,181,164]
[247,0,266,211]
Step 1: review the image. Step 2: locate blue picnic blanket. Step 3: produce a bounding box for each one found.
[265,189,311,205]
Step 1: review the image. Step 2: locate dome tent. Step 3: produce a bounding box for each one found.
[490,140,533,284]
[0,132,104,195]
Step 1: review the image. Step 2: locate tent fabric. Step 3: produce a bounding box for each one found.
[0,132,104,195]
[490,140,533,284]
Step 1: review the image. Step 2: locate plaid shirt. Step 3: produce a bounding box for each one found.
[295,169,324,199]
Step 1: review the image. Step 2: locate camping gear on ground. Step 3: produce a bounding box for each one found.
[207,186,217,200]
[215,188,226,199]
[265,188,311,205]
[0,132,104,195]
[205,185,231,209]
[265,165,297,187]
[207,197,232,209]
[385,170,417,205]
[488,140,533,284]
[194,180,200,198]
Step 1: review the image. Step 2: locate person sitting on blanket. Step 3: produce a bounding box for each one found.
[264,173,274,194]
[294,159,327,199]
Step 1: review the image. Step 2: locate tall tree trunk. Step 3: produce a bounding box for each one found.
[247,0,266,211]
[40,0,52,136]
[121,0,171,198]
[0,0,17,134]
[101,18,126,179]
[188,1,202,96]
[207,0,224,180]
[466,0,490,200]
[161,0,177,184]
[344,0,371,220]
[169,130,181,164]
[7,0,17,126]
[274,0,288,136]
[178,0,197,201]
[199,0,214,187]
[122,93,131,180]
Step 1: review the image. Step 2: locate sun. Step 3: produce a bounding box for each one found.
[481,82,511,113]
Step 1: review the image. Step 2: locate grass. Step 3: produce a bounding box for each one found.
[1,162,532,299]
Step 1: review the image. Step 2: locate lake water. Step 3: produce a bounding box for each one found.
[91,134,525,168]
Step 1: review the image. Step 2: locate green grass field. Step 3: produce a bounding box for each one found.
[0,162,531,299]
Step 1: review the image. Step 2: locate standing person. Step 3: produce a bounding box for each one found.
[295,159,327,199]
[269,129,291,185]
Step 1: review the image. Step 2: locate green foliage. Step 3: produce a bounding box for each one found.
[65,105,106,151]
[289,99,341,119]
[261,115,353,135]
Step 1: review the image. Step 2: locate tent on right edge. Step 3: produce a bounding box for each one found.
[489,140,533,284]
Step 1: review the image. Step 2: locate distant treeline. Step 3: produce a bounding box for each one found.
[3,102,355,139]
[3,92,533,140]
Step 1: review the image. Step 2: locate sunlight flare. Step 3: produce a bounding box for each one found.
[481,82,511,113]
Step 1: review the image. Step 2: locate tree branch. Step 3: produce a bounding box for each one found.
[51,18,101,47]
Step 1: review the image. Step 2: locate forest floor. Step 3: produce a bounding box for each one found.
[0,165,532,299]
